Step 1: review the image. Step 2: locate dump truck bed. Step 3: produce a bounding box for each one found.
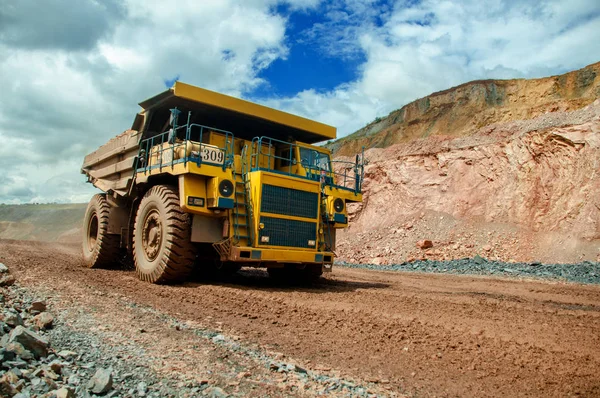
[81,130,140,196]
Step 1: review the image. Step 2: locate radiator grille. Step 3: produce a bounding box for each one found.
[260,184,318,219]
[258,216,316,248]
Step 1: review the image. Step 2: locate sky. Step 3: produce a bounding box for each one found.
[0,0,599,204]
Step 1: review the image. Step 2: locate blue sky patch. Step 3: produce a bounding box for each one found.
[254,2,371,97]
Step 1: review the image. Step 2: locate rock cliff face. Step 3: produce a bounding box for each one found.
[334,63,600,264]
[332,62,600,156]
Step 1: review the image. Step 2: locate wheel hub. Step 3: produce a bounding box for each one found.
[142,210,162,261]
[87,212,98,251]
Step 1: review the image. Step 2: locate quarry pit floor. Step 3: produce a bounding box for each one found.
[1,239,599,397]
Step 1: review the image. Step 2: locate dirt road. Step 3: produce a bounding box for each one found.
[1,239,599,397]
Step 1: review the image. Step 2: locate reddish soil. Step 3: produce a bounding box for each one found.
[2,239,600,397]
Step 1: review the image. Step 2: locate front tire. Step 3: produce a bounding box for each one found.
[82,194,121,268]
[133,185,196,283]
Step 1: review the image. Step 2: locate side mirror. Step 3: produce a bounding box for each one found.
[169,108,181,126]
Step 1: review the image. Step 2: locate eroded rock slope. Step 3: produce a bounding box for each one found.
[336,100,600,264]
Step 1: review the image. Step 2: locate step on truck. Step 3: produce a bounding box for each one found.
[81,82,364,283]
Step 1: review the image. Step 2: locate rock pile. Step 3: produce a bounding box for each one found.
[0,263,121,397]
[337,258,600,285]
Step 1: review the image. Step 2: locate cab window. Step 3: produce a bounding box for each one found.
[299,147,331,172]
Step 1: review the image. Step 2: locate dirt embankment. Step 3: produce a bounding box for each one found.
[336,100,600,264]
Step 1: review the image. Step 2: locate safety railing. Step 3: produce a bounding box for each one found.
[249,136,365,195]
[331,152,365,194]
[135,109,234,174]
[250,136,296,174]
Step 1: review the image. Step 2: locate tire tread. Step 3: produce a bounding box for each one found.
[82,194,122,268]
[133,185,196,284]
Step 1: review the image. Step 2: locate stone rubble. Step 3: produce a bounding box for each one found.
[0,263,179,397]
[337,258,600,285]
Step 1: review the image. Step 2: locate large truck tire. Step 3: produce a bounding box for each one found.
[82,194,122,268]
[132,185,196,283]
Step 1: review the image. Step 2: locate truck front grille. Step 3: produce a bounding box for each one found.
[260,184,318,219]
[258,216,316,248]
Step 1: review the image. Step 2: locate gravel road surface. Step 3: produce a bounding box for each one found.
[1,239,599,397]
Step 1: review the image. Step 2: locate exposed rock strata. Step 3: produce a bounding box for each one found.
[336,101,600,264]
[332,61,600,157]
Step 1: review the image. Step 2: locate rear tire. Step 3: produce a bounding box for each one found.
[82,194,121,268]
[133,185,196,283]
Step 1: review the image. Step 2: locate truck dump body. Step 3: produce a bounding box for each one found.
[81,130,140,196]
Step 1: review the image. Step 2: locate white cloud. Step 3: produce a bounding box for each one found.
[268,0,600,136]
[0,0,598,203]
[0,0,315,203]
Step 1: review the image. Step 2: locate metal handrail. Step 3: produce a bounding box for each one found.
[250,136,296,175]
[135,110,234,174]
[249,136,365,194]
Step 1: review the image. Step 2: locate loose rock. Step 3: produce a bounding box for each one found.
[416,240,433,249]
[4,310,24,327]
[137,381,148,396]
[29,301,47,314]
[57,350,78,359]
[0,275,16,287]
[87,367,113,395]
[8,325,49,358]
[5,341,35,360]
[53,386,76,398]
[204,386,227,398]
[34,312,54,330]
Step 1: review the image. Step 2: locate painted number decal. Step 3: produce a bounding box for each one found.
[201,146,224,165]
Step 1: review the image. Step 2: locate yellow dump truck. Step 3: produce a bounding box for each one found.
[81,82,364,283]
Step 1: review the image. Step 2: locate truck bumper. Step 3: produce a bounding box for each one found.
[228,247,334,272]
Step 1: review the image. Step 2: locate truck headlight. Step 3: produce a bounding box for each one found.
[333,198,344,212]
[219,180,234,197]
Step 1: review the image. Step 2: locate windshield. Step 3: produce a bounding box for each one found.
[299,147,331,172]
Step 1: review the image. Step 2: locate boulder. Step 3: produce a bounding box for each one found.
[33,312,54,330]
[0,263,8,273]
[53,387,76,398]
[87,368,113,395]
[0,275,16,287]
[29,301,47,314]
[416,240,433,249]
[8,326,49,359]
